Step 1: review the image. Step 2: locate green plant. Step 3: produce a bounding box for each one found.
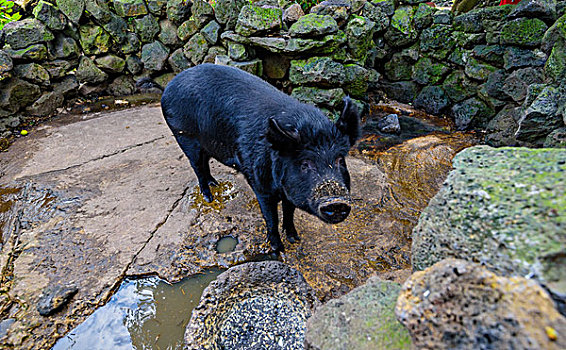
[297,0,321,12]
[0,0,21,30]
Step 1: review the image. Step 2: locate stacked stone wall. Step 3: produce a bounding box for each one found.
[0,0,564,147]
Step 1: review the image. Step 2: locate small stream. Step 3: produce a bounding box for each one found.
[52,269,223,350]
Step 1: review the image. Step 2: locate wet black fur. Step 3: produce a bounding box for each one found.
[161,64,360,253]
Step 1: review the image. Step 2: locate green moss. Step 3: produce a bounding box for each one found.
[500,18,548,47]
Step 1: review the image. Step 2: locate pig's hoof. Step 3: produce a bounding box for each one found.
[286,233,300,243]
[202,190,214,203]
[207,177,219,187]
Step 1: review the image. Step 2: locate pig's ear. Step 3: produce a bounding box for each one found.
[266,117,301,154]
[336,96,361,146]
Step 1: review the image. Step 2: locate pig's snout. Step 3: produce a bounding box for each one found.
[318,199,351,224]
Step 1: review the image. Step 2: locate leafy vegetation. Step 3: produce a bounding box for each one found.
[0,0,21,30]
[298,0,322,12]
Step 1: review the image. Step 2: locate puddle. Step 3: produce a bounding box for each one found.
[216,236,238,254]
[52,269,223,350]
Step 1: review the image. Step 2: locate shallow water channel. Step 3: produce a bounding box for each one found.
[52,269,223,350]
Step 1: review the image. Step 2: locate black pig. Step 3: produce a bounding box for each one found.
[161,64,360,253]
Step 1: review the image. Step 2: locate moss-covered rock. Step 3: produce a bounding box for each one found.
[384,5,418,47]
[3,44,48,61]
[413,2,435,30]
[178,19,201,41]
[289,57,346,86]
[135,14,160,43]
[215,0,248,30]
[361,2,389,33]
[543,127,566,148]
[183,33,209,65]
[50,34,79,59]
[13,63,50,86]
[102,14,129,44]
[0,50,13,81]
[414,86,449,115]
[291,87,346,109]
[310,0,350,26]
[412,57,450,85]
[451,96,494,130]
[56,0,85,24]
[286,32,346,54]
[147,0,167,16]
[442,71,478,103]
[166,0,191,24]
[516,85,563,145]
[168,48,191,72]
[344,64,370,98]
[125,55,143,74]
[0,78,41,113]
[471,44,505,65]
[420,24,454,53]
[235,5,282,36]
[545,40,566,83]
[412,146,566,311]
[502,67,544,102]
[113,0,148,17]
[95,55,126,73]
[158,19,180,47]
[383,53,414,81]
[76,56,108,84]
[289,14,338,37]
[26,91,64,117]
[2,19,55,50]
[464,57,498,81]
[346,16,375,60]
[79,24,112,55]
[500,18,548,47]
[503,46,547,71]
[201,21,221,45]
[228,41,248,61]
[141,41,170,71]
[306,277,411,350]
[398,259,566,350]
[33,1,67,31]
[203,46,227,64]
[120,33,141,54]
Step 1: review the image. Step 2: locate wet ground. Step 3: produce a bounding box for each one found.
[0,102,477,349]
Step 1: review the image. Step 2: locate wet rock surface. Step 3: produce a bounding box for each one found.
[0,104,476,348]
[185,261,319,349]
[397,259,566,350]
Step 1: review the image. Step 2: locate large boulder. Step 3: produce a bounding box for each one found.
[515,85,563,144]
[412,146,566,312]
[306,276,411,350]
[235,5,283,36]
[2,19,54,50]
[500,18,548,47]
[185,261,319,349]
[397,259,566,350]
[289,56,346,86]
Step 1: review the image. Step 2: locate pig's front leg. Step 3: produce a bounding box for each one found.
[255,193,284,253]
[282,198,300,243]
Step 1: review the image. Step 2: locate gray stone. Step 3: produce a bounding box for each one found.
[414,86,449,115]
[235,5,283,36]
[14,63,50,86]
[183,33,209,65]
[113,0,148,17]
[384,6,418,48]
[502,68,544,102]
[289,14,339,37]
[50,34,79,59]
[215,0,248,30]
[37,285,78,316]
[0,78,42,113]
[544,127,566,148]
[177,19,200,41]
[166,0,191,24]
[516,86,563,144]
[185,261,319,350]
[382,81,420,104]
[141,41,170,71]
[283,3,304,23]
[103,14,129,44]
[53,75,79,97]
[420,25,454,53]
[508,0,557,23]
[398,259,566,350]
[135,14,160,43]
[108,76,136,96]
[442,71,478,103]
[411,57,450,85]
[0,50,14,79]
[289,57,346,86]
[201,21,221,45]
[33,1,67,31]
[471,44,505,66]
[485,105,523,147]
[56,0,85,24]
[168,48,191,72]
[411,146,566,313]
[306,276,411,350]
[214,56,263,76]
[228,42,248,61]
[413,3,435,30]
[291,86,346,109]
[361,2,389,33]
[434,9,453,24]
[371,0,395,17]
[85,0,113,23]
[2,19,55,50]
[464,57,498,81]
[192,0,214,18]
[504,47,547,70]
[147,0,167,16]
[383,53,413,81]
[76,56,108,84]
[126,56,143,75]
[203,46,227,64]
[451,97,494,130]
[0,319,15,339]
[310,0,351,26]
[0,115,21,132]
[26,91,65,117]
[158,20,180,47]
[95,55,126,73]
[378,114,401,134]
[285,32,346,54]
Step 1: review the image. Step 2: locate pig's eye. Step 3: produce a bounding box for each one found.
[301,159,315,172]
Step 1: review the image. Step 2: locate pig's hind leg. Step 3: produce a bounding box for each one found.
[282,198,300,243]
[174,134,217,203]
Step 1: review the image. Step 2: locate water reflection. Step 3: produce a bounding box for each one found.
[53,269,223,350]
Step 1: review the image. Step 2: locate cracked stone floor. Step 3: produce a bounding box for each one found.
[0,104,476,349]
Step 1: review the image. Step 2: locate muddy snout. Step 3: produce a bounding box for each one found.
[313,180,352,224]
[318,198,351,223]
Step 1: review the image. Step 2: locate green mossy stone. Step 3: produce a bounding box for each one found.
[545,41,566,83]
[442,71,478,103]
[135,15,160,43]
[76,56,108,84]
[420,24,455,52]
[0,78,42,113]
[141,41,170,71]
[291,87,346,109]
[167,0,191,23]
[79,25,112,55]
[147,0,167,15]
[3,44,48,61]
[178,19,201,41]
[289,14,339,37]
[464,57,498,81]
[384,5,418,47]
[14,63,50,86]
[95,55,126,73]
[121,33,141,54]
[235,5,282,36]
[183,33,209,65]
[33,1,67,31]
[113,0,148,17]
[412,146,566,302]
[384,53,414,81]
[346,16,376,60]
[500,18,548,48]
[56,0,85,24]
[158,20,180,47]
[285,32,346,55]
[2,19,55,50]
[168,48,191,72]
[289,57,346,86]
[201,21,221,45]
[412,57,450,85]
